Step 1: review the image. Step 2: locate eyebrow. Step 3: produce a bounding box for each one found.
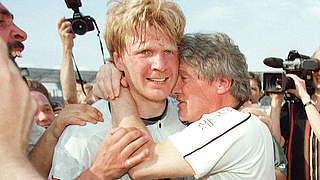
[0,9,14,19]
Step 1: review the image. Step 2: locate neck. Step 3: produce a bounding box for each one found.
[207,94,239,114]
[131,92,167,119]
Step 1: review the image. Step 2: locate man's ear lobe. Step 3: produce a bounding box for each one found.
[113,52,124,71]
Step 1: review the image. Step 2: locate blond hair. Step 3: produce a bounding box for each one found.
[104,0,185,61]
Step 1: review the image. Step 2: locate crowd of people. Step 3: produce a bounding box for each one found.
[0,0,320,180]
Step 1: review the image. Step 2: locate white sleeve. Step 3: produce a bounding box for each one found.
[169,108,250,179]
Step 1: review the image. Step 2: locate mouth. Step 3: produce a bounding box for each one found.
[9,49,22,58]
[8,42,24,60]
[147,77,168,83]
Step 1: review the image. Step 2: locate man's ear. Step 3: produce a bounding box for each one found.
[215,78,232,94]
[113,52,125,71]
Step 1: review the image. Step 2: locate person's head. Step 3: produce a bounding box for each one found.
[105,0,185,102]
[249,72,262,104]
[30,91,55,128]
[173,33,250,122]
[312,49,320,91]
[27,80,52,106]
[0,3,27,62]
[27,80,54,127]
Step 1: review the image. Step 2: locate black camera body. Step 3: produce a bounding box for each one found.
[263,50,319,95]
[64,0,95,35]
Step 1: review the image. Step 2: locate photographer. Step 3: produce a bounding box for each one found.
[270,49,320,180]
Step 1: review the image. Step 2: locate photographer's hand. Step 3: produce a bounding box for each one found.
[286,74,310,102]
[57,16,75,51]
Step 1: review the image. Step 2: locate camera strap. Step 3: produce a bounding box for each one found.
[92,18,107,64]
[71,18,107,98]
[72,53,87,96]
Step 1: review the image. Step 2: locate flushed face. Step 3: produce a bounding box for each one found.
[117,27,179,102]
[172,61,217,122]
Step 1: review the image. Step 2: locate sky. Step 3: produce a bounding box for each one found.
[3,0,320,72]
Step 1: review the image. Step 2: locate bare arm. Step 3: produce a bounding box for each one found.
[58,16,77,104]
[270,93,284,145]
[28,104,103,177]
[0,39,43,179]
[109,87,193,179]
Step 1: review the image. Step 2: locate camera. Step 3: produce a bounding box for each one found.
[64,0,95,35]
[263,50,319,94]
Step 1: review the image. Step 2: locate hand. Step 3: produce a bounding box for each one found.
[51,104,104,139]
[0,39,37,153]
[57,16,75,51]
[269,93,284,107]
[88,127,150,180]
[286,74,310,102]
[240,103,272,133]
[94,63,128,100]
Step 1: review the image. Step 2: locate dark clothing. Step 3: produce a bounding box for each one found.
[281,99,320,180]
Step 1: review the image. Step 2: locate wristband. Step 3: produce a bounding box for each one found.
[304,100,315,108]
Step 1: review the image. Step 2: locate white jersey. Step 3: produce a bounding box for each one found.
[49,98,186,180]
[169,107,275,180]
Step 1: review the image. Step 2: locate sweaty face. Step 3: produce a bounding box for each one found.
[31,91,55,128]
[0,3,27,61]
[172,61,217,122]
[249,79,262,104]
[118,27,179,102]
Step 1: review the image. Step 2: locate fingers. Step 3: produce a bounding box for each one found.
[121,133,150,158]
[58,104,103,126]
[125,148,149,169]
[57,16,65,29]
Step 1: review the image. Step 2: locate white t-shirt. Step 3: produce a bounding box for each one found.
[49,98,186,180]
[27,121,46,154]
[169,107,275,180]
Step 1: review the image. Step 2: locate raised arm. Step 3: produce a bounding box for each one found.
[57,16,77,104]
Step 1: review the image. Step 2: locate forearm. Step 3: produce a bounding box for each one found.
[109,88,150,137]
[60,48,77,104]
[270,97,283,144]
[300,95,320,141]
[28,121,59,177]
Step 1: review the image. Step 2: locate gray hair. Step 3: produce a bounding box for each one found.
[178,33,251,102]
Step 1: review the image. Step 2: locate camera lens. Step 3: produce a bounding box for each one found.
[72,19,87,35]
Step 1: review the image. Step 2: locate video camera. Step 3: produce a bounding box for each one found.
[263,50,319,95]
[64,0,95,35]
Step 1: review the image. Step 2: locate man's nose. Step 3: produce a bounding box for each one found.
[11,23,27,42]
[151,53,166,71]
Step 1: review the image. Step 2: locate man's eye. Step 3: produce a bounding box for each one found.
[141,50,151,55]
[164,50,173,55]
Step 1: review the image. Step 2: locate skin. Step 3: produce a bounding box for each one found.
[31,91,55,128]
[57,16,77,105]
[250,79,262,104]
[0,38,42,179]
[112,26,179,118]
[0,3,27,61]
